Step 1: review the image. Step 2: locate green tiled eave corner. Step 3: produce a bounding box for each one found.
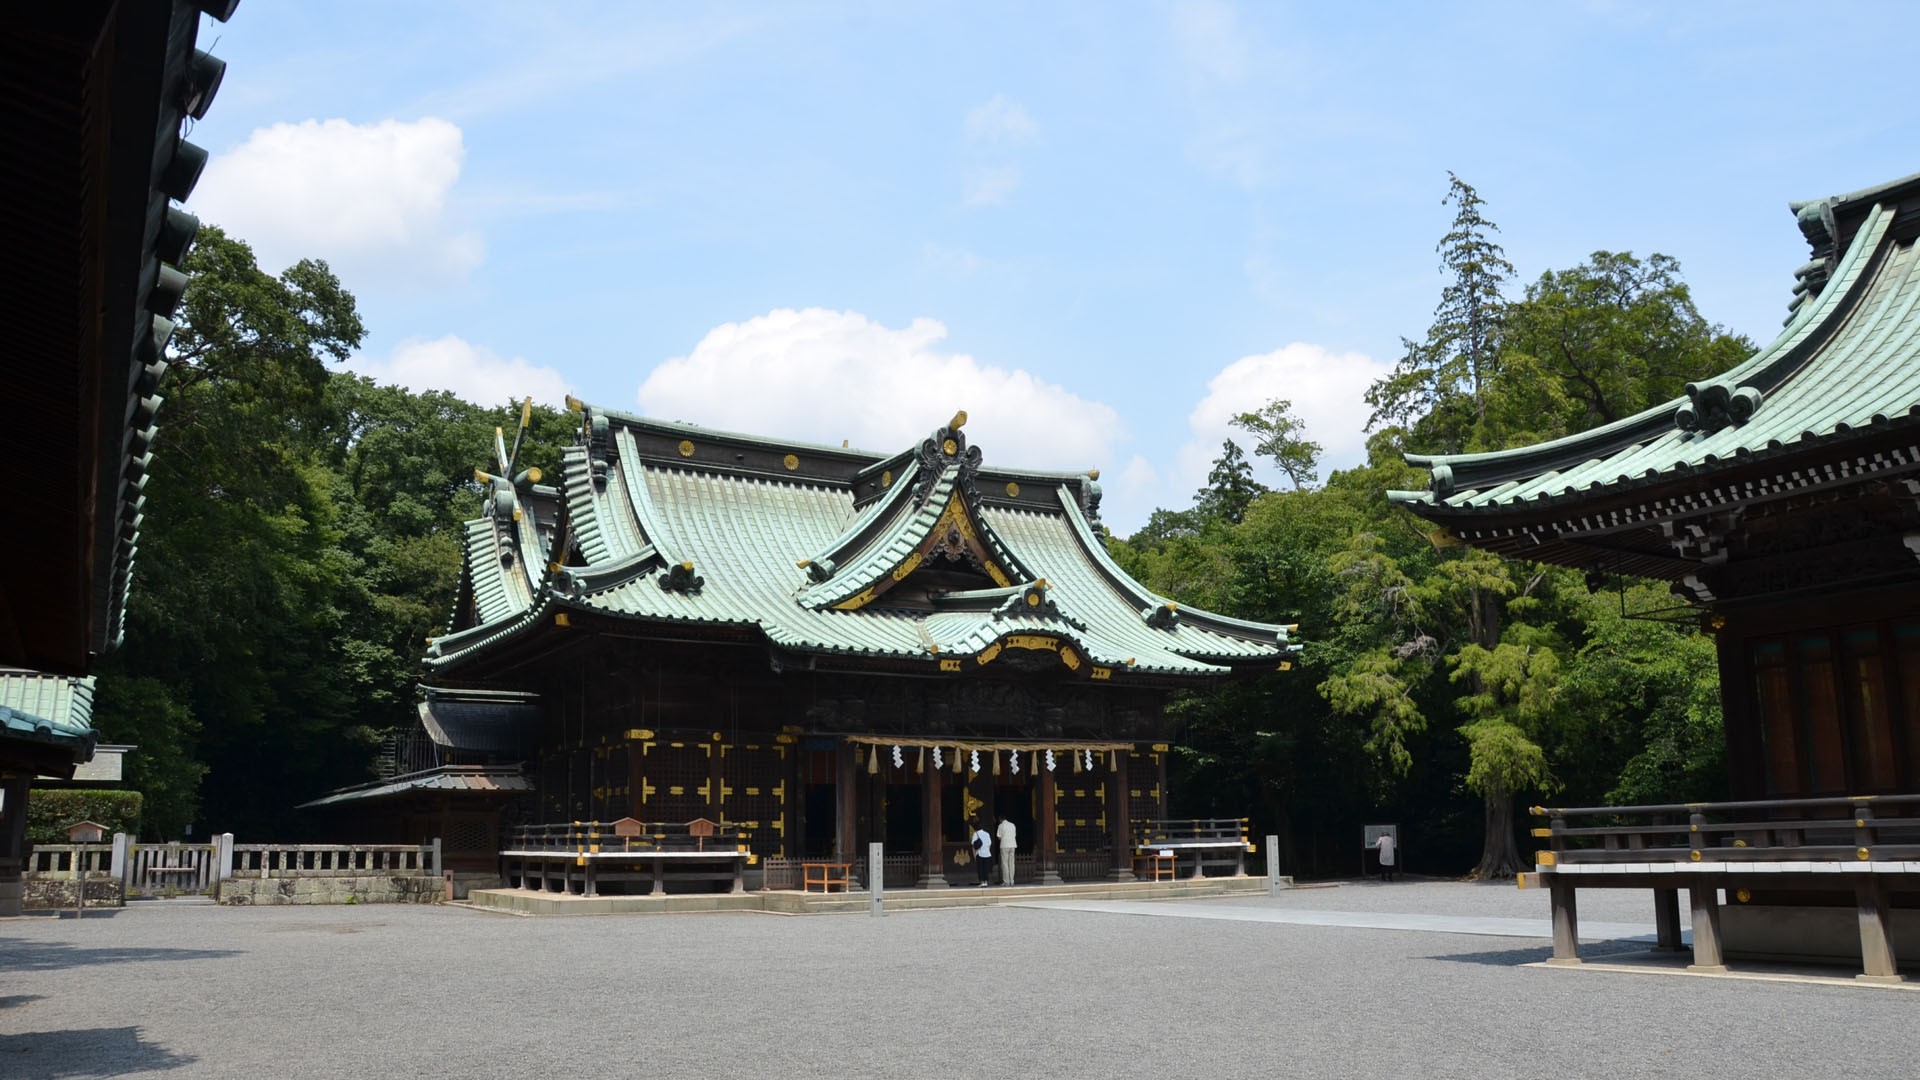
[0,669,99,762]
[1396,189,1920,513]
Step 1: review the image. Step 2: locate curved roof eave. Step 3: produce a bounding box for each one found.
[1400,200,1902,509]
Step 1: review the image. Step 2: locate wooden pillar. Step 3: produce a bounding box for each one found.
[1038,756,1062,885]
[0,775,28,917]
[918,752,948,889]
[783,743,800,860]
[834,740,857,862]
[1546,876,1580,965]
[1856,877,1903,983]
[1108,751,1134,881]
[1688,885,1727,972]
[1653,887,1683,951]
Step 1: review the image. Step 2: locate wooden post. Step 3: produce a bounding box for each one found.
[869,841,884,918]
[918,754,948,889]
[1546,876,1581,965]
[1856,877,1902,983]
[1038,758,1062,885]
[1108,751,1133,881]
[1688,885,1727,972]
[0,775,28,917]
[834,740,856,862]
[1266,834,1285,894]
[1653,888,1683,951]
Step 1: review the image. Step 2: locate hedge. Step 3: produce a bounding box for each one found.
[25,788,143,846]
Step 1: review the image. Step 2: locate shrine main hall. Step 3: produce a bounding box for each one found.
[356,408,1295,887]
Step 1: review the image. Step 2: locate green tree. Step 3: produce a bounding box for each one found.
[1490,251,1754,444]
[1232,398,1322,490]
[1366,173,1514,448]
[1194,440,1267,525]
[93,227,369,837]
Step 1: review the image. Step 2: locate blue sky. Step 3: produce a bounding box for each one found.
[188,1,1920,532]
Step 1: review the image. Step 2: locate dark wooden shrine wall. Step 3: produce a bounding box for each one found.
[1718,581,1920,801]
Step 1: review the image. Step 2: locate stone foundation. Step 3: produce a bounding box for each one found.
[23,878,124,910]
[216,875,442,905]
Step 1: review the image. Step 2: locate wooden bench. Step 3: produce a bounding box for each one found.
[1133,818,1253,880]
[145,865,201,887]
[802,861,854,893]
[500,817,754,898]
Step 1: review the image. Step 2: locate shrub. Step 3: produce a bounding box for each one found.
[25,788,143,845]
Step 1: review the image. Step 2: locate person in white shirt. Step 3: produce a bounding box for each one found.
[971,821,993,886]
[995,815,1018,886]
[1373,832,1396,882]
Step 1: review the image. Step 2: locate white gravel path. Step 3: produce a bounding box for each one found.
[2,880,1914,1079]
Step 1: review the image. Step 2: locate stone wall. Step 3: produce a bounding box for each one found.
[23,877,124,909]
[216,875,443,906]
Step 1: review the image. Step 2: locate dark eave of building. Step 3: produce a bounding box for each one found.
[1,0,236,674]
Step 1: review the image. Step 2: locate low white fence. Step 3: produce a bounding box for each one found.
[20,834,443,906]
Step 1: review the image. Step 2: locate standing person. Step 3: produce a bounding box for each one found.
[1373,831,1396,883]
[971,820,993,887]
[995,815,1018,886]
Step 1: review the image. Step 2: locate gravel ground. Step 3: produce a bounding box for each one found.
[3,882,1915,1080]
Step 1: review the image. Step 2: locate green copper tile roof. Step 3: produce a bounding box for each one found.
[427,411,1294,679]
[0,668,98,764]
[1393,192,1920,516]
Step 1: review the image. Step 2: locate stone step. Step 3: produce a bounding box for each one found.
[464,875,1266,917]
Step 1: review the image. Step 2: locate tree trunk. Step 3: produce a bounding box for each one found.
[1470,783,1525,880]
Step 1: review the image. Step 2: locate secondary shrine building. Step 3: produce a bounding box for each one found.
[396,408,1294,887]
[1393,170,1920,976]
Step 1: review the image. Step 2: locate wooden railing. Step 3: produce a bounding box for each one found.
[1133,818,1252,847]
[503,820,750,853]
[1531,794,1920,865]
[231,842,441,878]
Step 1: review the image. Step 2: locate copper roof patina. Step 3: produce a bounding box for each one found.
[1391,170,1920,571]
[427,409,1296,680]
[0,668,98,768]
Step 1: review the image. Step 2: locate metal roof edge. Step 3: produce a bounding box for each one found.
[1403,201,1895,495]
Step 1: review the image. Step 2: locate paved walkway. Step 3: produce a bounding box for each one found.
[1015,898,1668,942]
[3,881,1916,1079]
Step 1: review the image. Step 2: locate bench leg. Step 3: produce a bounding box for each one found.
[1688,885,1726,972]
[1653,888,1683,951]
[1547,876,1581,966]
[1857,878,1903,984]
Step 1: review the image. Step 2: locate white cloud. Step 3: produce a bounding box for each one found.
[636,308,1122,472]
[350,335,572,408]
[194,117,483,283]
[1171,0,1253,84]
[964,165,1023,206]
[965,94,1041,143]
[1178,342,1393,493]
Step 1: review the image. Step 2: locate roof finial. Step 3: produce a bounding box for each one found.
[949,409,968,432]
